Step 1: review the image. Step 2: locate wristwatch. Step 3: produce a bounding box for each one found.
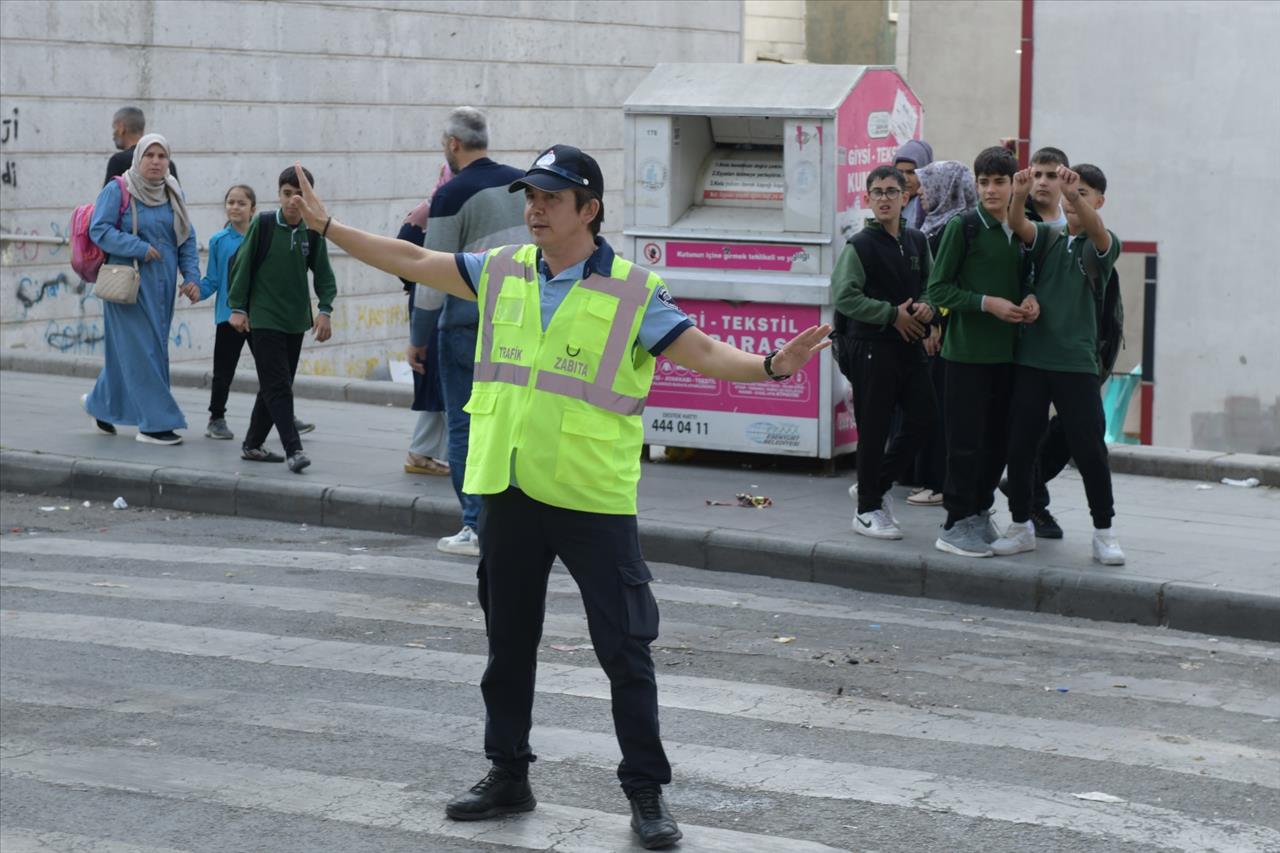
[762,350,791,382]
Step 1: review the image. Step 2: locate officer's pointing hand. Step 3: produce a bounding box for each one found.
[769,323,833,377]
[292,161,328,232]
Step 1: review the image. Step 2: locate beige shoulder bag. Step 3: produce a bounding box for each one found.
[93,197,142,304]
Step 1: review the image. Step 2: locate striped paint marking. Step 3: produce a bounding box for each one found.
[4,537,1274,660]
[0,828,193,853]
[5,675,1277,853]
[3,610,1274,788]
[0,742,847,853]
[5,566,1275,718]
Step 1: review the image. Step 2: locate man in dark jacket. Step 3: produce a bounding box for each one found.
[831,165,937,540]
[104,106,177,185]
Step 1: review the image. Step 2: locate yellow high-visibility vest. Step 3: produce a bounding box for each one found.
[462,243,661,515]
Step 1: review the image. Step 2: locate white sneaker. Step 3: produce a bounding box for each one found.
[1092,528,1125,565]
[882,493,901,527]
[991,520,1036,556]
[438,526,480,557]
[853,508,903,540]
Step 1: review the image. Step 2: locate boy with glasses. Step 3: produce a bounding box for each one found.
[831,166,937,539]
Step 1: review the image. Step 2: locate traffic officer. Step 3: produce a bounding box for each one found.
[289,148,830,850]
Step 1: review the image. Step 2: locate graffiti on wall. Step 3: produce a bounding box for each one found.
[0,106,16,188]
[44,320,104,353]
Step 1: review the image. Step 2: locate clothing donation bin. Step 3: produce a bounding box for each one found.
[623,63,924,459]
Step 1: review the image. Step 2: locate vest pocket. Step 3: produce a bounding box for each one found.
[462,389,497,416]
[554,408,621,486]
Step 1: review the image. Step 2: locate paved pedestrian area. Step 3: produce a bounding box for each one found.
[1,369,1277,638]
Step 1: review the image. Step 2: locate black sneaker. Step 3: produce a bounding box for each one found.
[445,767,536,821]
[1030,508,1064,539]
[286,451,311,473]
[136,431,182,446]
[629,787,683,850]
[241,446,285,463]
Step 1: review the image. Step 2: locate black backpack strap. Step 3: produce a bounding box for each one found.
[251,211,275,282]
[305,229,320,271]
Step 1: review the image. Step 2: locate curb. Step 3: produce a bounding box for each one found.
[4,448,1276,643]
[4,357,1278,486]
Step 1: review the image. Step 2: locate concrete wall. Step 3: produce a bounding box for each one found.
[744,0,806,62]
[806,0,895,67]
[894,0,1021,163]
[1032,0,1280,453]
[0,0,741,378]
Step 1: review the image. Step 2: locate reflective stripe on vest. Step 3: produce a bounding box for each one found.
[475,246,650,416]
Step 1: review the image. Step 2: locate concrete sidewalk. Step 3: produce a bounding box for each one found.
[1,368,1277,641]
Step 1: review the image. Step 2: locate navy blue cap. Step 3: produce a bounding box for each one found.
[509,144,604,197]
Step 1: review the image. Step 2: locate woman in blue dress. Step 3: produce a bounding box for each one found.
[84,133,200,445]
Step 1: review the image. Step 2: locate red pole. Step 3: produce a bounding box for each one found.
[1017,0,1035,168]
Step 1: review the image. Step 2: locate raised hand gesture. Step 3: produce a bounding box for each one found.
[769,323,834,377]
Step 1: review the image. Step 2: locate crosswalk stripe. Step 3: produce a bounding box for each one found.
[5,537,1275,661]
[0,742,847,853]
[0,828,192,853]
[5,675,1276,853]
[3,609,1273,787]
[6,566,1275,718]
[0,569,769,658]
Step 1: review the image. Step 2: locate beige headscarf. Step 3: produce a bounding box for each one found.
[124,133,191,245]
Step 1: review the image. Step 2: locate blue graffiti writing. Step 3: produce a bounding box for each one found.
[170,321,192,349]
[47,221,67,257]
[45,320,104,354]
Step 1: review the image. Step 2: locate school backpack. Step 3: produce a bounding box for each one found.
[70,176,131,283]
[1082,251,1125,379]
[233,210,320,282]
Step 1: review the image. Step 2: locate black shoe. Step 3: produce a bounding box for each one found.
[445,767,536,821]
[94,418,117,436]
[136,430,182,446]
[294,417,315,435]
[241,445,285,463]
[1030,508,1064,539]
[629,787,683,850]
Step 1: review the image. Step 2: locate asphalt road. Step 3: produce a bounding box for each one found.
[1,493,1277,853]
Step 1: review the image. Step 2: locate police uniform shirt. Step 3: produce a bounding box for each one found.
[454,237,692,356]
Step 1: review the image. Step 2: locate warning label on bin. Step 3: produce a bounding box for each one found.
[702,157,784,203]
[663,241,818,273]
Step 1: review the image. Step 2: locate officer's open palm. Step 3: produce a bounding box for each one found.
[292,161,328,232]
[770,324,833,376]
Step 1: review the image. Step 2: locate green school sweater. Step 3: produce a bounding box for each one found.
[925,205,1024,364]
[1017,223,1121,375]
[227,210,337,334]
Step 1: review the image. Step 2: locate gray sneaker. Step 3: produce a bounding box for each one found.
[294,417,315,435]
[981,511,1000,544]
[935,516,994,558]
[205,418,234,440]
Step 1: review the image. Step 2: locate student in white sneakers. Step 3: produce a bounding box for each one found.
[992,164,1124,565]
[830,166,937,539]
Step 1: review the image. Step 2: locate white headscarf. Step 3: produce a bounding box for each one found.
[123,133,191,245]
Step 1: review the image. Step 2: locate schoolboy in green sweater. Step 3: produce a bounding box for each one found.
[993,164,1124,565]
[925,146,1039,557]
[228,166,337,473]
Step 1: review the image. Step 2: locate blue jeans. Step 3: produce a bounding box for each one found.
[439,324,482,530]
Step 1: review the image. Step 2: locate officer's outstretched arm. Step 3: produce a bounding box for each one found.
[290,161,474,301]
[664,324,832,382]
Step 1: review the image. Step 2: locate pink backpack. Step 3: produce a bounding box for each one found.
[71,176,130,283]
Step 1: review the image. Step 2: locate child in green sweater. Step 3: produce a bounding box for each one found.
[925,146,1039,557]
[228,166,337,472]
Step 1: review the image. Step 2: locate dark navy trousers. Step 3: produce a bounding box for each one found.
[475,487,671,794]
